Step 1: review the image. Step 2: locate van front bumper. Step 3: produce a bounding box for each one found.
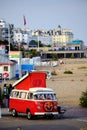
[34,112,58,116]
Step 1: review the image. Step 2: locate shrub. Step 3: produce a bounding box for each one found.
[51,70,57,75]
[64,70,73,74]
[78,66,87,69]
[80,90,87,107]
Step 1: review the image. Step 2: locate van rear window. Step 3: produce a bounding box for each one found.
[11,91,19,98]
[27,93,33,99]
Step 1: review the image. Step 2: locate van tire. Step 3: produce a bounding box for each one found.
[58,106,61,114]
[27,111,32,120]
[12,109,17,117]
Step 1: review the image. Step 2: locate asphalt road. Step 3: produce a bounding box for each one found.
[0,107,87,130]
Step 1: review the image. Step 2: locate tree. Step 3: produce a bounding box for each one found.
[29,49,40,58]
[52,53,58,60]
[29,40,38,47]
[80,90,87,107]
[0,40,8,45]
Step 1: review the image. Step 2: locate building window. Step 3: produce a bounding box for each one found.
[4,66,8,71]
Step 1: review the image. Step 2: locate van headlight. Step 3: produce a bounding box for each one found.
[54,105,57,110]
[37,105,41,110]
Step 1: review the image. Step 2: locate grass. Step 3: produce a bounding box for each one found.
[64,70,73,74]
[80,124,87,130]
[78,66,87,69]
[51,70,57,75]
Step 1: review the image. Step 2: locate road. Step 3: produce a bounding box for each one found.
[0,107,87,130]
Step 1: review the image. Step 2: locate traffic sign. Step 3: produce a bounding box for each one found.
[3,72,9,78]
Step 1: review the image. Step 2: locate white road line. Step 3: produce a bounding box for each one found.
[75,119,87,122]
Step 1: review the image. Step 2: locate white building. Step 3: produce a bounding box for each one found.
[14,28,22,43]
[0,19,74,49]
[0,53,17,79]
[31,26,73,48]
[47,25,73,48]
[0,19,14,44]
[14,28,32,44]
[32,30,52,45]
[0,43,17,79]
[0,44,6,54]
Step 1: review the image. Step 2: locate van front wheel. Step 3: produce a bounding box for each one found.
[12,109,17,117]
[27,111,32,120]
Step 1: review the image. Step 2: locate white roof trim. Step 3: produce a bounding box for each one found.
[13,73,29,87]
[29,87,54,92]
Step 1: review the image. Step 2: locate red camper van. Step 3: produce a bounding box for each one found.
[9,72,64,119]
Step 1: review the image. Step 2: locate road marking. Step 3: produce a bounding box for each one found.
[75,119,87,122]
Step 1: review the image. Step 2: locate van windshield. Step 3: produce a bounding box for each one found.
[34,93,57,100]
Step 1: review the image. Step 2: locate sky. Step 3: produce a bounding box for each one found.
[0,0,87,45]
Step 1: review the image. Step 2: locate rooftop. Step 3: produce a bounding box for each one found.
[68,40,84,45]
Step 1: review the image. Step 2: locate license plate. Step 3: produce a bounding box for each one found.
[45,112,52,115]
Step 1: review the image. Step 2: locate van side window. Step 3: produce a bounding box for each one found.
[20,92,27,99]
[27,93,33,99]
[11,91,19,98]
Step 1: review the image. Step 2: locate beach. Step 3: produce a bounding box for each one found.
[36,58,87,106]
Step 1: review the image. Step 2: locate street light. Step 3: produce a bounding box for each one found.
[8,24,10,80]
[37,32,39,52]
[18,42,22,79]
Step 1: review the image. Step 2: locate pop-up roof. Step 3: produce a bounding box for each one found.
[13,72,46,90]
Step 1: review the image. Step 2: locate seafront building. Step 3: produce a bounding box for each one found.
[32,30,52,46]
[31,25,73,48]
[67,40,84,50]
[0,19,14,44]
[0,19,86,58]
[0,19,74,48]
[14,28,32,44]
[0,44,17,79]
[47,25,73,49]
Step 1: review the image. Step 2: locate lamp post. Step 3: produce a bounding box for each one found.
[37,32,39,52]
[18,43,22,79]
[19,50,22,79]
[8,24,10,80]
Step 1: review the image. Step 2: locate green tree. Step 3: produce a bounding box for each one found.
[80,90,87,107]
[52,53,58,60]
[29,49,40,58]
[0,40,8,45]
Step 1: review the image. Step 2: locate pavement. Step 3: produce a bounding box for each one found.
[0,107,9,118]
[0,107,87,130]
